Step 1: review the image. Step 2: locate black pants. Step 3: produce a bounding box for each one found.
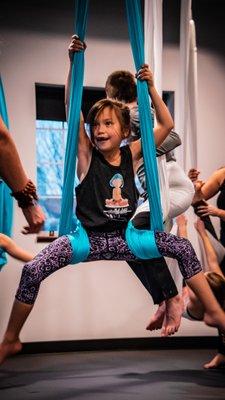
[127,212,178,304]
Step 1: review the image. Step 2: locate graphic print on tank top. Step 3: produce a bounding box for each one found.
[104,173,132,220]
[75,146,137,231]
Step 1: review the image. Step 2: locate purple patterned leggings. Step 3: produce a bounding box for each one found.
[16,230,202,304]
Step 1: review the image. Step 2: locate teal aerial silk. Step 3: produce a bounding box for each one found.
[59,0,163,262]
[125,0,163,258]
[58,0,90,263]
[0,76,13,269]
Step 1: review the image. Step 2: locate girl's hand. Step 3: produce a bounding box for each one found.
[194,218,206,234]
[136,64,154,91]
[197,203,220,218]
[68,35,87,62]
[176,213,188,227]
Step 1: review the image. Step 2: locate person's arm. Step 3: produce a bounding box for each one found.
[188,168,200,183]
[156,130,181,157]
[0,233,34,262]
[130,64,174,165]
[176,214,188,239]
[77,114,93,182]
[200,168,225,200]
[65,35,86,116]
[0,117,28,191]
[194,218,224,277]
[0,117,45,234]
[142,65,174,147]
[197,203,225,222]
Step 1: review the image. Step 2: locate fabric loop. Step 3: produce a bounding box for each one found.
[125,220,161,259]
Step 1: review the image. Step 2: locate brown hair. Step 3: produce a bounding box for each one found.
[105,70,137,103]
[87,98,131,143]
[205,272,225,310]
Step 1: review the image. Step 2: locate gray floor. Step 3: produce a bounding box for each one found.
[0,349,224,400]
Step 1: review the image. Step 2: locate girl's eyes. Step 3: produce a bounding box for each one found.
[93,120,113,128]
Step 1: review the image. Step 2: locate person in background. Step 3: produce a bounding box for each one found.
[0,233,33,264]
[0,116,45,234]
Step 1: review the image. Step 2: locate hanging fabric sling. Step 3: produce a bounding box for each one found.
[58,0,90,263]
[59,0,163,262]
[0,76,13,269]
[125,0,163,259]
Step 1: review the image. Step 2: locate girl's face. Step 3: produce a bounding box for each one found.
[93,107,128,153]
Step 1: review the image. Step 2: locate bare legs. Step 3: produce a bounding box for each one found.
[0,300,33,364]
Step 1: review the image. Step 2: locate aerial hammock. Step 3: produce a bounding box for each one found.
[59,0,163,261]
[0,76,13,269]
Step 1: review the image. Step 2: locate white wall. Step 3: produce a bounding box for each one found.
[0,23,224,341]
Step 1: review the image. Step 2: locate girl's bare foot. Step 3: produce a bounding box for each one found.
[146,302,166,331]
[161,295,184,337]
[0,338,22,365]
[204,353,225,369]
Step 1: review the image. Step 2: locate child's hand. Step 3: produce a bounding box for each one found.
[192,179,205,204]
[194,218,206,234]
[136,64,154,91]
[68,35,87,62]
[188,168,200,182]
[176,214,187,227]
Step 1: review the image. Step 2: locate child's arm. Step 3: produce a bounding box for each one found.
[64,35,91,182]
[176,214,188,239]
[65,35,86,117]
[0,233,34,262]
[77,115,93,182]
[194,219,224,277]
[137,64,174,147]
[130,65,174,166]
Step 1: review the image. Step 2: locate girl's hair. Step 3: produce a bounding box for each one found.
[87,98,131,143]
[205,271,225,310]
[105,70,137,103]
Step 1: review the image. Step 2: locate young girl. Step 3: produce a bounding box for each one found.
[1,65,225,365]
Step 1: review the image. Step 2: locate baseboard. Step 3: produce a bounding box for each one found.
[21,336,218,355]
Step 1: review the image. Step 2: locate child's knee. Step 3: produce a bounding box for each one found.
[22,261,38,282]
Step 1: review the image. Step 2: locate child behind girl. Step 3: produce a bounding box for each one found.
[1,64,225,365]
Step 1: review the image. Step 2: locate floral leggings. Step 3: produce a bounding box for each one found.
[16,228,202,305]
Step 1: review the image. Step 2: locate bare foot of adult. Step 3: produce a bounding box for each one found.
[146,302,166,331]
[161,295,184,337]
[204,353,225,369]
[0,338,22,365]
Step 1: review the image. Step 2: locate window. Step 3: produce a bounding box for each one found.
[36,119,68,231]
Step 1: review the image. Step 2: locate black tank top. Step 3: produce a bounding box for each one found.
[76,146,138,232]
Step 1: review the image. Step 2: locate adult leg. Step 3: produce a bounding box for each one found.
[0,236,73,364]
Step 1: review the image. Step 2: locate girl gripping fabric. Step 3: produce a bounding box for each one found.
[1,65,225,365]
